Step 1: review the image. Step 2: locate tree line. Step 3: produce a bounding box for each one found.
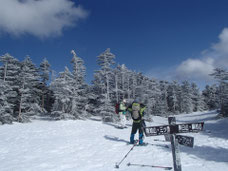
[0,48,227,124]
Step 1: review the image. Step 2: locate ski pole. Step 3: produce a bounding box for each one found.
[127,162,172,170]
[115,139,139,169]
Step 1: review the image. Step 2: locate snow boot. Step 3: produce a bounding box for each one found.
[139,133,144,145]
[137,142,148,146]
[130,134,135,144]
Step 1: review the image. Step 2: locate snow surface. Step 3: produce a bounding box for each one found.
[1,111,228,171]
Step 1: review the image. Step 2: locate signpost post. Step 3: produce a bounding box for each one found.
[169,117,182,171]
[143,117,204,171]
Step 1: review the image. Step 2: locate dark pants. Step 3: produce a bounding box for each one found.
[131,122,144,135]
[130,120,146,144]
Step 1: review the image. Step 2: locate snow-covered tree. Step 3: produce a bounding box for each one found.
[210,68,228,117]
[85,85,99,116]
[191,83,205,112]
[93,48,116,122]
[0,81,14,124]
[202,84,219,110]
[167,81,179,114]
[17,56,42,122]
[180,80,193,113]
[51,51,88,120]
[51,67,75,120]
[142,77,160,120]
[39,58,51,112]
[113,64,133,103]
[158,80,169,116]
[70,50,88,118]
[0,53,21,120]
[113,67,121,103]
[0,53,20,82]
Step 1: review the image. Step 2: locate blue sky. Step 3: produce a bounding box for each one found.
[1,0,228,88]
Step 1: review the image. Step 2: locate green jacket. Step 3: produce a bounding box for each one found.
[119,102,127,114]
[127,102,146,123]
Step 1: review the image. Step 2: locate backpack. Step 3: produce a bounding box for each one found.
[115,103,120,114]
[132,103,140,120]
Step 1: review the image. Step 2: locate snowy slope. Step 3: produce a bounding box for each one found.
[0,111,228,171]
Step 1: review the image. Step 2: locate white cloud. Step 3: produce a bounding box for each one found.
[212,28,228,55]
[176,57,214,81]
[175,28,228,83]
[211,28,228,68]
[0,0,88,38]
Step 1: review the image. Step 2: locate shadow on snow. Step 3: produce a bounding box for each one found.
[104,135,171,149]
[203,118,228,139]
[104,135,129,144]
[180,145,228,163]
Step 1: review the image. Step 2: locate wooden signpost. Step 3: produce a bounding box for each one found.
[143,117,204,171]
[175,135,194,148]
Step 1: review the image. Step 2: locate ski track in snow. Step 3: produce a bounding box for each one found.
[0,111,228,171]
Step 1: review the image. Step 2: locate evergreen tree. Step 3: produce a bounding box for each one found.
[93,48,116,122]
[142,77,160,119]
[210,68,228,117]
[180,81,193,113]
[70,50,88,118]
[202,84,219,110]
[191,83,205,112]
[113,67,121,103]
[51,67,75,120]
[86,85,98,116]
[0,53,21,118]
[167,81,179,114]
[158,80,169,116]
[51,51,88,120]
[0,81,14,124]
[39,58,51,112]
[17,56,42,122]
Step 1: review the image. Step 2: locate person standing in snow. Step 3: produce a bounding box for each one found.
[118,99,127,128]
[127,98,146,145]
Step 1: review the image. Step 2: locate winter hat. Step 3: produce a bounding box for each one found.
[134,97,140,103]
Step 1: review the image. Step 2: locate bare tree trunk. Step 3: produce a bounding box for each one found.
[18,77,25,122]
[42,93,45,111]
[3,62,8,82]
[127,77,130,101]
[115,74,119,102]
[18,93,23,122]
[106,74,109,100]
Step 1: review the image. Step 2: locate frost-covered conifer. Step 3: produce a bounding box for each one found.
[39,58,51,112]
[167,81,179,114]
[17,56,42,122]
[51,67,75,120]
[191,83,205,112]
[202,84,219,110]
[210,68,228,117]
[0,81,14,124]
[51,51,88,120]
[93,48,116,122]
[0,53,21,119]
[70,50,88,118]
[180,80,193,113]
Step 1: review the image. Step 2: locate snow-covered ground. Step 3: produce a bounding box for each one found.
[1,111,228,171]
